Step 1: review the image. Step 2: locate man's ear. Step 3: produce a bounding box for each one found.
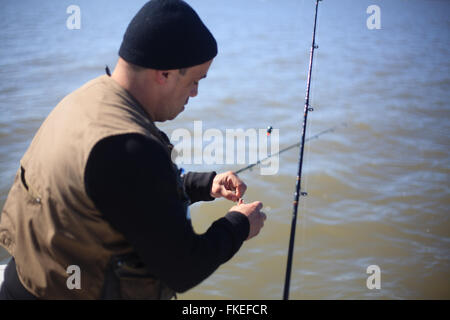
[155,70,170,85]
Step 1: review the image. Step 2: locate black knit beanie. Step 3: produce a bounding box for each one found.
[119,0,217,70]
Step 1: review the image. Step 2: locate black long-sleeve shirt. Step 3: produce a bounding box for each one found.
[84,133,249,293]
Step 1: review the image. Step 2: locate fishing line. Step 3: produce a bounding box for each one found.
[233,123,345,175]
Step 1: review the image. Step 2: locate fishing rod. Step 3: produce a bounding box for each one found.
[234,123,345,175]
[283,0,322,300]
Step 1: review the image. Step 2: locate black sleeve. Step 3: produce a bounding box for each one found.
[182,171,216,204]
[84,133,249,293]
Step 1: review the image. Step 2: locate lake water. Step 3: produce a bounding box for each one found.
[0,0,449,299]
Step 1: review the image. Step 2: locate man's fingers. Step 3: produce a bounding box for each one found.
[228,173,247,198]
[236,183,247,198]
[233,177,246,198]
[221,188,239,202]
[260,211,267,221]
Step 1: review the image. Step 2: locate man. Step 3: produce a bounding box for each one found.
[0,0,266,299]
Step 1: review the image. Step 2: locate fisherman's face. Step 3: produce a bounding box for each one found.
[162,59,213,121]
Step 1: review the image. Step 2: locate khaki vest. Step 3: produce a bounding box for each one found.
[0,75,179,299]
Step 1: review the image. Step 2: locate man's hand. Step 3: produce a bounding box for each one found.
[229,200,266,240]
[210,171,247,202]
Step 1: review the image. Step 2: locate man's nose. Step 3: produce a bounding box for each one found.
[190,85,198,97]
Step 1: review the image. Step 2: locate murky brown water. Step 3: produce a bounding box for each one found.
[1,0,449,299]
